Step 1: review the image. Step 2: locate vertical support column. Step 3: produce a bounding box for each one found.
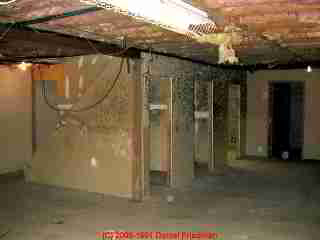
[228,84,241,160]
[160,78,171,173]
[141,55,151,198]
[169,77,174,186]
[170,72,194,187]
[267,82,274,158]
[208,79,215,171]
[130,58,150,201]
[240,76,247,158]
[194,79,199,165]
[211,79,229,171]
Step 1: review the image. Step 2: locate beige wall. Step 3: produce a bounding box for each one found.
[246,69,320,159]
[0,66,32,174]
[29,55,139,198]
[33,80,59,152]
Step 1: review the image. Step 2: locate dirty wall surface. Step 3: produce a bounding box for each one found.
[29,55,135,198]
[143,53,245,186]
[0,66,32,175]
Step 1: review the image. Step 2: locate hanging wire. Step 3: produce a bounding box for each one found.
[41,57,125,112]
[85,36,132,56]
[0,22,15,40]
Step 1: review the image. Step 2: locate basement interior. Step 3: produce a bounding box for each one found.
[0,0,320,240]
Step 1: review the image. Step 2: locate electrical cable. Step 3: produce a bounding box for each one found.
[41,57,125,112]
[85,37,132,56]
[0,22,15,40]
[0,0,16,5]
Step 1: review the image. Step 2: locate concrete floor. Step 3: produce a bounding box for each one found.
[1,158,319,240]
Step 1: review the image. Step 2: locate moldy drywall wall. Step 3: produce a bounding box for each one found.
[142,53,198,187]
[246,69,320,160]
[29,55,141,198]
[0,66,32,175]
[195,80,210,165]
[143,53,245,185]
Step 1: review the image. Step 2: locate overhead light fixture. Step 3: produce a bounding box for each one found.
[18,62,32,71]
[82,0,216,37]
[307,65,312,73]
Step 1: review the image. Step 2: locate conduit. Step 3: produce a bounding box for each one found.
[16,6,102,26]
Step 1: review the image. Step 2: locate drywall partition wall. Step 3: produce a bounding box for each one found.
[142,53,246,185]
[171,64,195,187]
[32,69,60,154]
[303,71,320,160]
[29,55,141,198]
[149,71,163,171]
[195,80,210,165]
[209,69,245,170]
[246,72,269,156]
[211,75,230,169]
[142,53,199,187]
[0,66,32,175]
[246,69,320,160]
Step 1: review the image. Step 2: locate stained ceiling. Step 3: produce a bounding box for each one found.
[0,0,319,68]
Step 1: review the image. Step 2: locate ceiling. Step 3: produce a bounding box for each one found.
[0,0,319,67]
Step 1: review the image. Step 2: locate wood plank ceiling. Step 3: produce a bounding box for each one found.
[0,0,319,67]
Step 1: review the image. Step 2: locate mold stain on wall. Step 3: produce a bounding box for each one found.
[29,55,135,198]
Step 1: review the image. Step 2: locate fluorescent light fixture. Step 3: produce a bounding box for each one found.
[83,0,216,37]
[307,65,312,73]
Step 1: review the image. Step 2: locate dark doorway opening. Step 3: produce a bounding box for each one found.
[269,82,304,160]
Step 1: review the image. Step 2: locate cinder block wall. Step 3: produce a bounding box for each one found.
[0,66,32,175]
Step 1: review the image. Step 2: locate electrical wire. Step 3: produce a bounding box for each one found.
[0,22,15,40]
[41,57,125,112]
[0,0,16,5]
[85,37,132,56]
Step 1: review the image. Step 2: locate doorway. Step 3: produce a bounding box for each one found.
[269,82,304,160]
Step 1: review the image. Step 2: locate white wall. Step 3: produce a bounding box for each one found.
[246,69,320,160]
[0,66,32,174]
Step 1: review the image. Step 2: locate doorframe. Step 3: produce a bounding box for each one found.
[208,79,215,171]
[267,80,306,159]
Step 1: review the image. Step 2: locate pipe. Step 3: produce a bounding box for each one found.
[17,6,102,26]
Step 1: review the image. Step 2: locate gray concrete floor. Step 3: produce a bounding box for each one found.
[1,158,319,240]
